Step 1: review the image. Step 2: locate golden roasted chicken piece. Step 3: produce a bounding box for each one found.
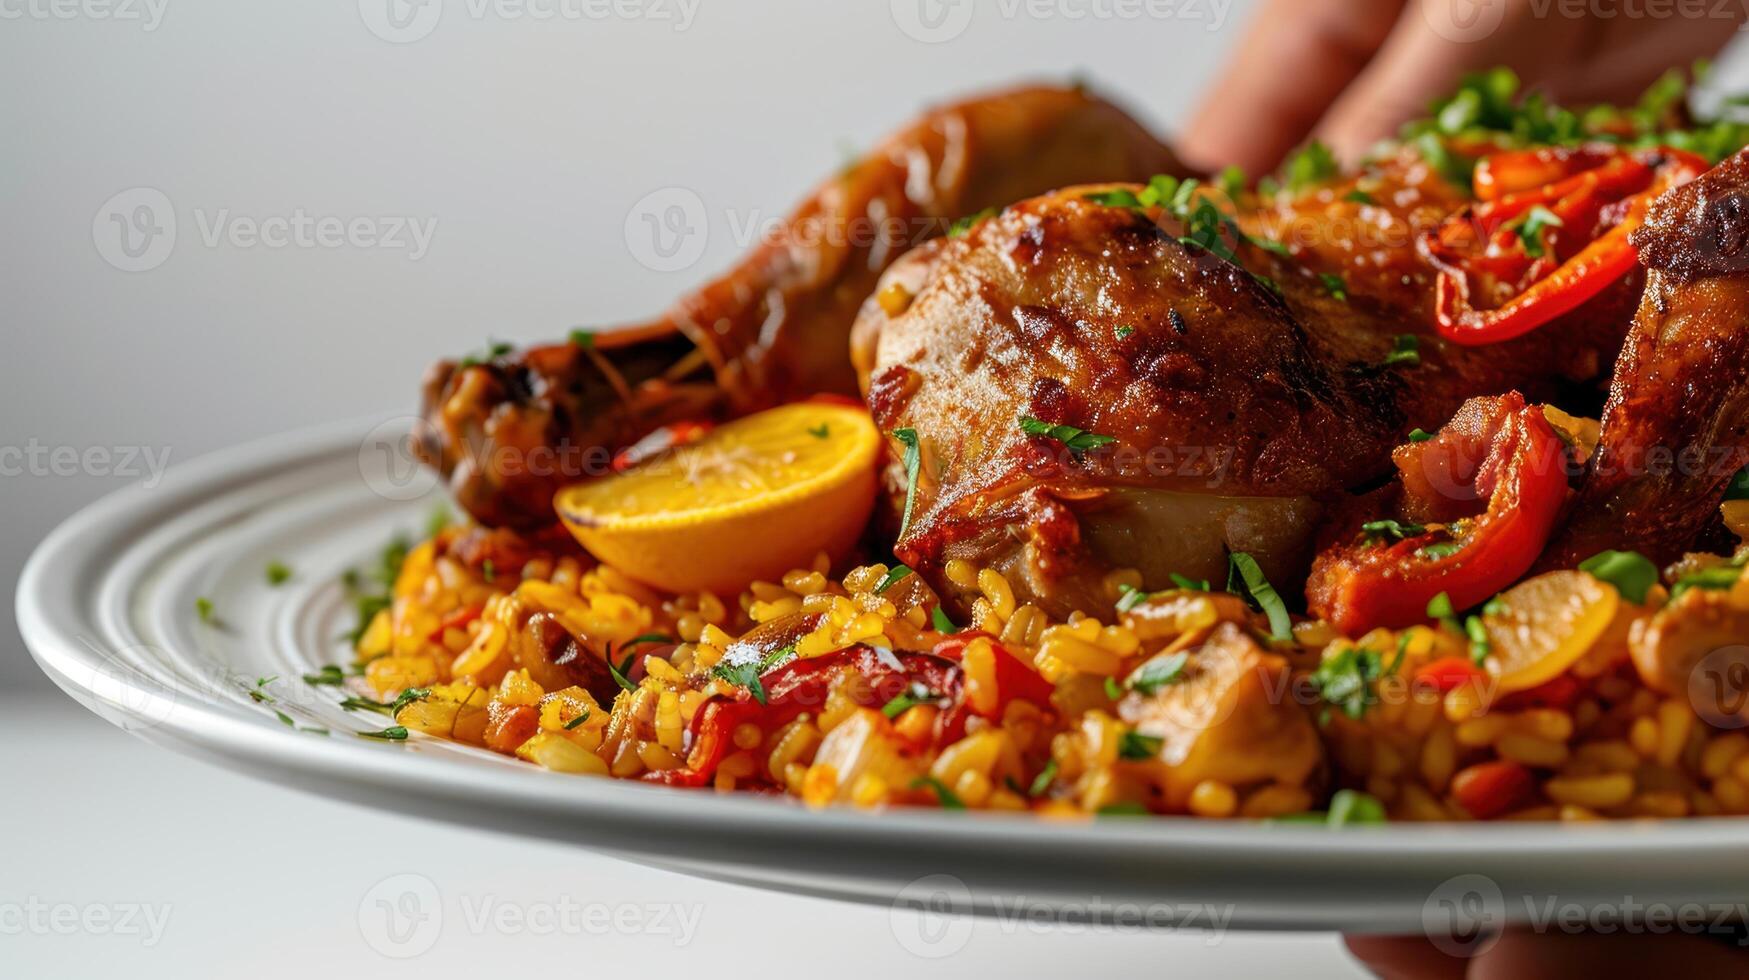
[852,163,1637,616]
[417,85,1181,529]
[1542,146,1749,567]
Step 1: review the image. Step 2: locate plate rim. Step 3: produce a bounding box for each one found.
[18,415,1749,925]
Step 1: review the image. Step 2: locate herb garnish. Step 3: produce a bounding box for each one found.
[1578,550,1658,604]
[1309,645,1392,723]
[1117,730,1163,760]
[195,597,217,625]
[1114,583,1151,613]
[1227,552,1293,642]
[881,683,941,719]
[1510,205,1564,259]
[711,644,796,706]
[947,207,997,237]
[1319,272,1348,301]
[806,423,830,439]
[874,564,912,594]
[568,329,596,350]
[1725,465,1749,501]
[358,726,410,741]
[1126,651,1191,696]
[911,776,965,809]
[1465,615,1492,665]
[1028,759,1059,797]
[1019,415,1116,457]
[458,341,513,369]
[931,606,959,635]
[266,561,292,586]
[564,710,591,730]
[303,664,348,687]
[893,428,922,538]
[1281,141,1338,192]
[1408,428,1434,443]
[1382,334,1421,368]
[1361,519,1427,544]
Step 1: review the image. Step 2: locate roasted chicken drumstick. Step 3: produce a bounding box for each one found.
[417,85,1179,529]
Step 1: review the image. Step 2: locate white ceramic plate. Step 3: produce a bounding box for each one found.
[19,417,1749,932]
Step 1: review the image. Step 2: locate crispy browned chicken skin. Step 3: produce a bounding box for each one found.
[416,84,1180,529]
[851,163,1639,615]
[1542,146,1749,567]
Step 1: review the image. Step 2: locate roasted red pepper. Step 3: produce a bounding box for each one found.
[610,420,713,473]
[1452,760,1535,820]
[930,634,1056,719]
[1306,393,1570,634]
[647,635,1053,788]
[1421,145,1708,346]
[645,645,965,787]
[1414,656,1489,695]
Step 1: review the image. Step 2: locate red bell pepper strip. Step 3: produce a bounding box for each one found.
[1414,656,1490,695]
[428,603,484,643]
[610,420,713,473]
[1306,393,1570,634]
[1422,146,1708,346]
[929,634,1055,719]
[1452,760,1535,819]
[644,646,965,788]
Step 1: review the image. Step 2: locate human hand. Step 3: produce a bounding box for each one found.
[1181,0,1746,174]
[1343,928,1749,979]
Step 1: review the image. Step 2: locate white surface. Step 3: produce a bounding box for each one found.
[0,696,1364,978]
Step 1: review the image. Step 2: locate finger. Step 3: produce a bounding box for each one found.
[1469,927,1749,979]
[1544,13,1747,107]
[1179,0,1405,175]
[1308,0,1533,165]
[1342,934,1472,980]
